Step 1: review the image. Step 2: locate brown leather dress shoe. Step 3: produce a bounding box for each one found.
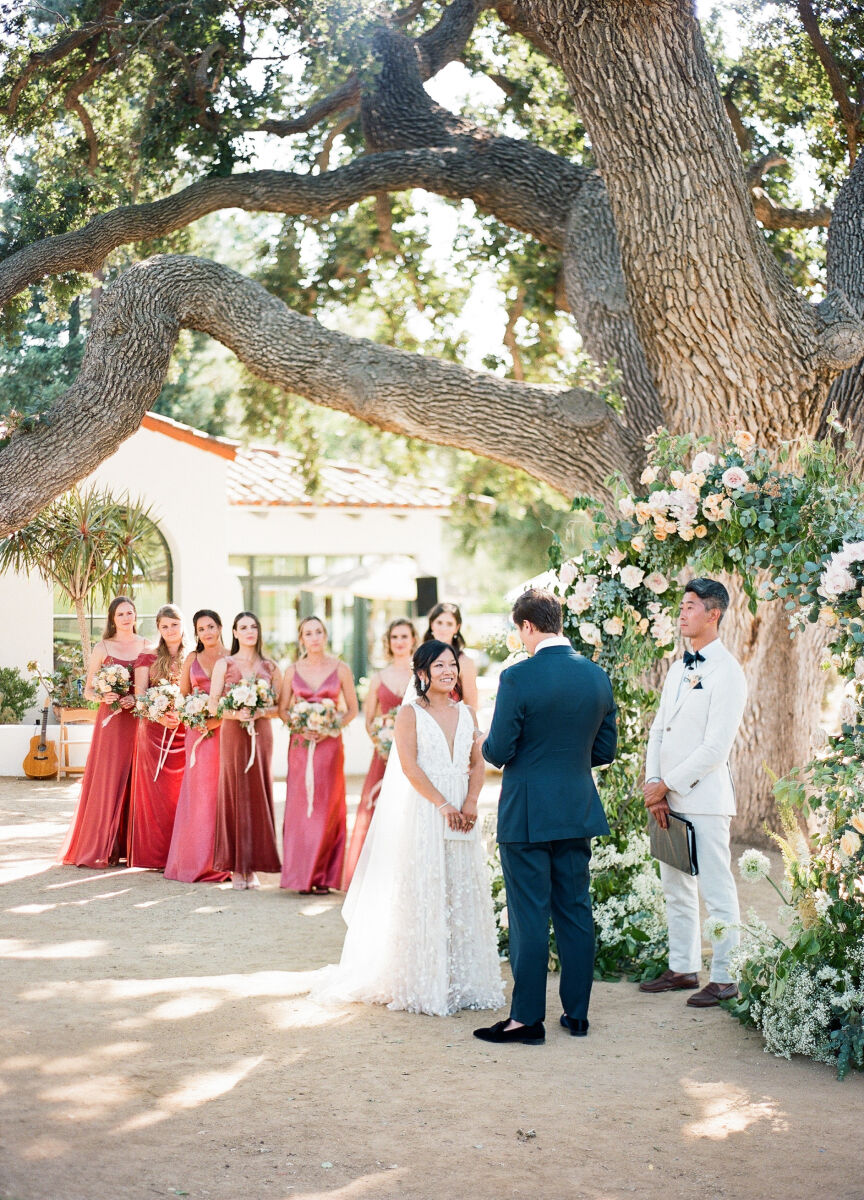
[638,969,700,993]
[686,981,738,1007]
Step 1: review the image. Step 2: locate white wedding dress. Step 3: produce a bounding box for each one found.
[311,698,504,1016]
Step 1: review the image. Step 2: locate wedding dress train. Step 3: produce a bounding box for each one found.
[312,698,504,1016]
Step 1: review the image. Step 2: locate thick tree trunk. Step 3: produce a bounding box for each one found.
[522,0,838,435]
[721,592,826,843]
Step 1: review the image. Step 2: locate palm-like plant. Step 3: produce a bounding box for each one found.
[0,486,163,658]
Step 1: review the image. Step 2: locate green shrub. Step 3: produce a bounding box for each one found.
[0,667,39,723]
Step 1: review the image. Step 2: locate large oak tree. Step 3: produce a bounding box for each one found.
[2,0,863,834]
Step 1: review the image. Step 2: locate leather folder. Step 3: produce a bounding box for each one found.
[648,810,698,875]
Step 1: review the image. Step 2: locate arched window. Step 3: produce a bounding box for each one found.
[52,516,173,652]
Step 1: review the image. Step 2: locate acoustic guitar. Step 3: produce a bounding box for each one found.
[22,707,59,779]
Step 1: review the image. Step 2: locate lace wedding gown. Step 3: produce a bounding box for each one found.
[312,698,504,1016]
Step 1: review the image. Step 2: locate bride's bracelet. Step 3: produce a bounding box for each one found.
[437,801,451,811]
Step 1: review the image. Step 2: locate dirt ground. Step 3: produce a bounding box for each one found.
[1,775,862,1200]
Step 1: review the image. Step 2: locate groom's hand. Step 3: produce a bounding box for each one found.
[643,780,670,830]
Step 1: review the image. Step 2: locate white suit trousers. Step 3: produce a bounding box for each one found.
[659,814,740,983]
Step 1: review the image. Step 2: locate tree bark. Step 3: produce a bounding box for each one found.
[74,596,92,661]
[0,254,641,537]
[519,0,856,437]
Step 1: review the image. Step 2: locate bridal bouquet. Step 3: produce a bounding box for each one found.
[217,678,277,728]
[135,680,183,723]
[286,698,342,741]
[92,662,131,725]
[371,707,399,760]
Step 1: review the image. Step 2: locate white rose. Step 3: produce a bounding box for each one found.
[619,565,645,590]
[733,430,756,455]
[721,466,749,490]
[603,616,624,637]
[566,591,591,614]
[618,496,636,519]
[692,451,715,472]
[640,466,657,486]
[559,560,579,588]
[579,622,603,648]
[643,571,669,595]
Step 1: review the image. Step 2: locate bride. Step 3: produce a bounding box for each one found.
[312,639,504,1016]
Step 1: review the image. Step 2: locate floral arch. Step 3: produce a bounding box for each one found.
[500,429,864,1077]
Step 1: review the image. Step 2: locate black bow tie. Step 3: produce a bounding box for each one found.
[683,650,705,669]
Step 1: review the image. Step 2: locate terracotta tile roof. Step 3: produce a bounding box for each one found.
[227,445,453,509]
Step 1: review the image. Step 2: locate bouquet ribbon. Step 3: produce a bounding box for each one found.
[154,726,177,780]
[189,730,209,769]
[244,721,257,773]
[305,739,316,816]
[102,702,124,727]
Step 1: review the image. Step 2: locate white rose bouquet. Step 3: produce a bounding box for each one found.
[136,680,183,723]
[286,698,342,816]
[371,707,399,761]
[286,697,342,741]
[217,678,277,729]
[218,678,277,772]
[135,680,184,778]
[92,662,132,725]
[176,689,215,767]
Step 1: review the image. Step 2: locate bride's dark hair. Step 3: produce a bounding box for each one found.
[412,639,461,700]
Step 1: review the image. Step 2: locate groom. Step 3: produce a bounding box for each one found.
[475,588,617,1046]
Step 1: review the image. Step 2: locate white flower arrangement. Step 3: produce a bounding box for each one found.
[136,679,183,723]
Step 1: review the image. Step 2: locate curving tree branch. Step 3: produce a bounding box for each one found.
[0,146,582,309]
[0,254,640,535]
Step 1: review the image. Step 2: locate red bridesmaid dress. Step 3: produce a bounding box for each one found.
[59,653,139,869]
[281,666,346,891]
[128,653,186,870]
[164,656,230,883]
[341,679,402,890]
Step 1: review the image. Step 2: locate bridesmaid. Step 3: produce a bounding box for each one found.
[59,596,147,868]
[341,617,416,889]
[422,602,478,709]
[128,604,187,869]
[164,609,230,884]
[210,611,282,890]
[279,615,359,894]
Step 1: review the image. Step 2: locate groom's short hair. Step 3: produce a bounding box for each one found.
[511,589,562,633]
[684,577,729,624]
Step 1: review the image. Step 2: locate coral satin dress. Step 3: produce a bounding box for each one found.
[164,656,230,884]
[281,666,346,891]
[59,653,138,869]
[128,653,186,870]
[341,680,402,890]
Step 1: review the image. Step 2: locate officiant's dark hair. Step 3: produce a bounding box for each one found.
[684,577,729,624]
[412,639,461,700]
[511,588,562,634]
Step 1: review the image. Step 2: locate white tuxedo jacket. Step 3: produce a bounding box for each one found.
[645,641,747,816]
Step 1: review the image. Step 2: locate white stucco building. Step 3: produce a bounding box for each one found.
[1,412,452,695]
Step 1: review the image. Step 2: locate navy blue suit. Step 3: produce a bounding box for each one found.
[483,643,617,1024]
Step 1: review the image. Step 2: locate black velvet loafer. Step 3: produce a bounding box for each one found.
[473,1019,546,1045]
[560,1015,589,1037]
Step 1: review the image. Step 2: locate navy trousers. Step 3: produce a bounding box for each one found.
[499,837,594,1025]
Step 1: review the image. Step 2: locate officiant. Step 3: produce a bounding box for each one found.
[639,578,748,1008]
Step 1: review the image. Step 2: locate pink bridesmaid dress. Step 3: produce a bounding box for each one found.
[164,657,230,884]
[128,653,186,869]
[341,679,402,890]
[59,653,139,868]
[281,666,346,891]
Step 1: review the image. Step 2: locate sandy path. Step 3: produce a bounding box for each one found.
[0,776,861,1200]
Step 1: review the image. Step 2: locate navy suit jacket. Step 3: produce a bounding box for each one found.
[482,644,617,843]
